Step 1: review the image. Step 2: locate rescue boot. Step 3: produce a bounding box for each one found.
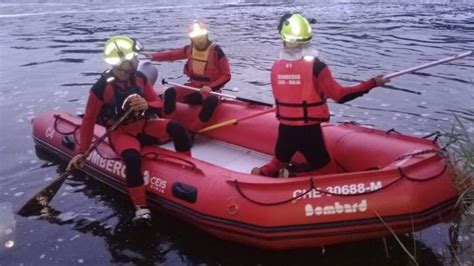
[251,167,263,176]
[252,157,289,177]
[132,206,152,227]
[278,168,291,178]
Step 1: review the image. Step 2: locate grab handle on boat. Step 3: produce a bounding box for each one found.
[172,182,198,203]
[142,152,202,173]
[385,128,402,135]
[162,79,273,107]
[53,114,80,135]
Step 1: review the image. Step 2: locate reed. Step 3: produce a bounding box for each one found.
[442,115,473,213]
[374,210,418,265]
[377,116,473,264]
[440,115,473,264]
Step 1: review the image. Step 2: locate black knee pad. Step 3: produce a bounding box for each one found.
[199,95,219,122]
[166,121,190,152]
[164,87,177,115]
[121,149,144,187]
[121,149,141,163]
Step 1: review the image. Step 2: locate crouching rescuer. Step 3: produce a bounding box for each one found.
[251,14,389,177]
[67,36,192,224]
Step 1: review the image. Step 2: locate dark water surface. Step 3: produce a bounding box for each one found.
[1,0,473,265]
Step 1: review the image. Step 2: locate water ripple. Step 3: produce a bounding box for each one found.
[1,1,473,265]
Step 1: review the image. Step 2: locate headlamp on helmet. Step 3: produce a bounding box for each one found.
[188,21,208,38]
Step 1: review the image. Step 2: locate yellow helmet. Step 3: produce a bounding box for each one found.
[103,36,143,66]
[278,13,312,43]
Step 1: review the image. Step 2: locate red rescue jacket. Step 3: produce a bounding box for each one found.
[78,71,163,153]
[271,57,329,126]
[151,42,231,91]
[271,56,377,126]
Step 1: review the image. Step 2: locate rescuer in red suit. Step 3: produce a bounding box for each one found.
[144,20,231,136]
[252,13,389,177]
[67,36,192,224]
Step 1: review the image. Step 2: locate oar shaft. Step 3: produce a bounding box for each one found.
[198,107,275,133]
[83,108,134,156]
[162,80,273,107]
[384,51,472,79]
[17,108,135,216]
[198,119,237,133]
[71,108,132,174]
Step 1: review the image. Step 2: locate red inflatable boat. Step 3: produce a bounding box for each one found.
[32,99,466,250]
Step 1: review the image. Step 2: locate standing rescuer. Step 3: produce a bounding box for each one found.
[251,13,389,177]
[67,36,192,224]
[143,20,231,135]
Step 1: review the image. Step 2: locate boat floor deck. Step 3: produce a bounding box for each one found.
[159,136,272,174]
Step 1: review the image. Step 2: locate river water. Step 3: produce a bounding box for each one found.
[0,0,473,265]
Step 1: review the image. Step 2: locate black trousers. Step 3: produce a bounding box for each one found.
[164,88,219,123]
[275,123,331,170]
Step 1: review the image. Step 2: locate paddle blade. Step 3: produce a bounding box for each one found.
[17,172,70,217]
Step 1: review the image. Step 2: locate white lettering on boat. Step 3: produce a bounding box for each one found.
[304,200,368,216]
[45,126,55,140]
[292,188,322,203]
[142,170,150,186]
[84,151,159,189]
[86,150,126,178]
[369,181,382,190]
[148,172,167,194]
[292,181,382,202]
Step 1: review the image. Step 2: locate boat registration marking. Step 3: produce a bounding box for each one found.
[292,181,382,203]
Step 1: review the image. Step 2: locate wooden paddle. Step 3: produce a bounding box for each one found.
[198,107,276,133]
[17,108,134,216]
[161,79,273,107]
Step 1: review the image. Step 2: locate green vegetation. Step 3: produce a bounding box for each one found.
[442,115,473,212]
[441,115,473,265]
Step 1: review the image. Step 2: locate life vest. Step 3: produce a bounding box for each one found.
[271,56,330,126]
[97,71,145,127]
[184,43,219,87]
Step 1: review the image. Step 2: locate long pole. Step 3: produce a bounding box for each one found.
[383,51,472,79]
[162,79,273,107]
[167,51,473,134]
